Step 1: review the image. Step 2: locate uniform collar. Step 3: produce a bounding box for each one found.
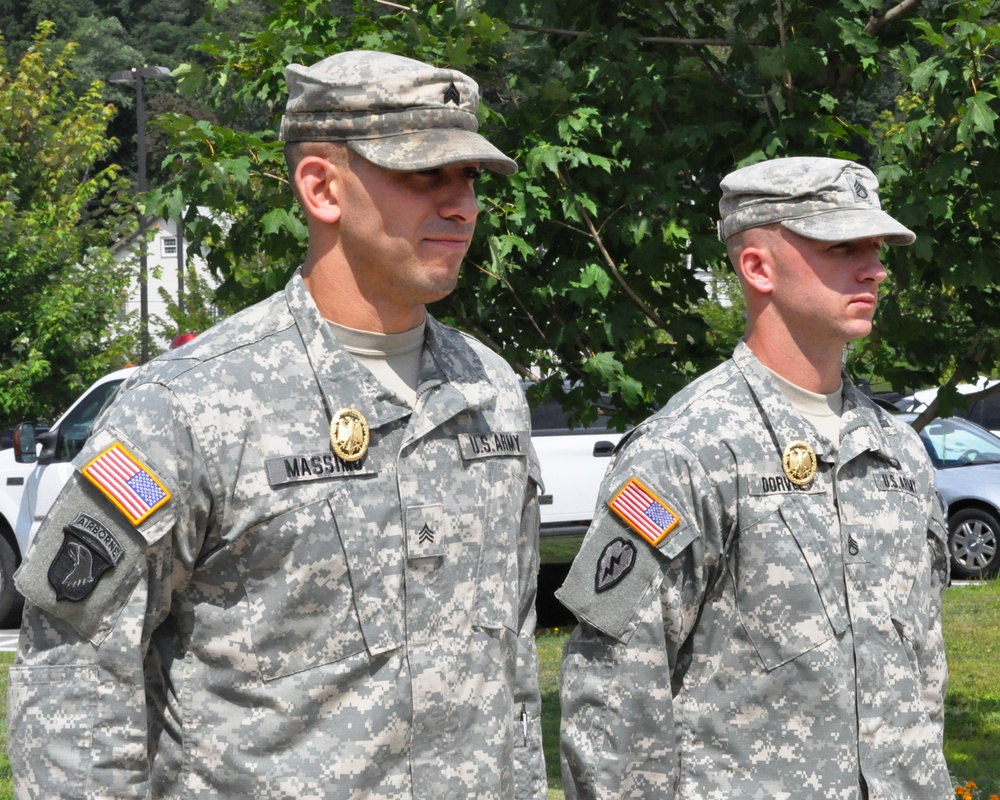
[285,269,497,433]
[419,318,495,407]
[285,270,408,430]
[839,382,902,467]
[402,318,498,445]
[732,340,901,466]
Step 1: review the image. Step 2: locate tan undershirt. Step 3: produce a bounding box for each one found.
[328,319,425,408]
[765,365,845,448]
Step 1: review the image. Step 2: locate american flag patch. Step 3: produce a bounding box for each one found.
[609,477,680,547]
[82,443,171,525]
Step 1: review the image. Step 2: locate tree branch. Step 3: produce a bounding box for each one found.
[373,0,414,11]
[910,326,995,431]
[658,4,735,96]
[776,0,794,108]
[836,0,922,97]
[458,318,540,382]
[867,0,922,34]
[507,22,769,47]
[550,218,590,238]
[575,201,669,331]
[468,258,549,345]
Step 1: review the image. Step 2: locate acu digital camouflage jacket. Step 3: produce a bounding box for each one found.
[558,342,951,800]
[9,270,546,800]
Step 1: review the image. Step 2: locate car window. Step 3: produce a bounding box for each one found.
[921,418,1000,467]
[966,391,1000,432]
[57,379,124,461]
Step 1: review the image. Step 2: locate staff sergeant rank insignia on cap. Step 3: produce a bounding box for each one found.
[330,407,370,462]
[782,440,817,486]
[609,477,681,547]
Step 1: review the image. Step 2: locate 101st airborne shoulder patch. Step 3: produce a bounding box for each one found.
[49,512,125,601]
[81,442,171,525]
[609,476,681,547]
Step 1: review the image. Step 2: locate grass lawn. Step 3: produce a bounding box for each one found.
[0,651,11,800]
[942,579,1000,798]
[1,582,998,799]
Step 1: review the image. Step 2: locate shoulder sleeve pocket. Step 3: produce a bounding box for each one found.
[14,471,173,646]
[556,520,672,643]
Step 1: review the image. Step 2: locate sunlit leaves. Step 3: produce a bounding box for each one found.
[148,0,1000,426]
[870,0,1000,404]
[0,22,133,427]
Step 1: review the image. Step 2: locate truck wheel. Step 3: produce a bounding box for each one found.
[0,535,24,628]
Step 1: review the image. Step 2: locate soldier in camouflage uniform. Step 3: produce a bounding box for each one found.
[9,50,547,799]
[558,157,951,799]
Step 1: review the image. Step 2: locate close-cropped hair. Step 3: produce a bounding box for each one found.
[285,141,350,203]
[725,223,784,269]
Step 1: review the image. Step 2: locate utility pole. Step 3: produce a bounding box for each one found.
[109,65,173,364]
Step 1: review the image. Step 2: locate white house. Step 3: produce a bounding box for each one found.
[114,215,220,352]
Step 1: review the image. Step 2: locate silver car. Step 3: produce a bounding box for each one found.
[899,412,1000,579]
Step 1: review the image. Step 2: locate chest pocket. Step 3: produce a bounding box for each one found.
[231,497,399,681]
[844,469,928,585]
[845,474,937,642]
[470,452,527,634]
[731,495,849,671]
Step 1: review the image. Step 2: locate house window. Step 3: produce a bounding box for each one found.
[161,237,178,257]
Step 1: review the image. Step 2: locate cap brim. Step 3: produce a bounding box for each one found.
[783,209,915,246]
[348,129,517,176]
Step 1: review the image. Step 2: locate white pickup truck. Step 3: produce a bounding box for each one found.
[529,396,623,547]
[0,367,135,626]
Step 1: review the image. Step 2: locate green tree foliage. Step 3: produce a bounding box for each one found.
[0,0,269,190]
[148,0,1000,426]
[869,0,1000,426]
[151,261,226,346]
[0,23,134,428]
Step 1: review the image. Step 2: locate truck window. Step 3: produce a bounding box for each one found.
[57,380,124,462]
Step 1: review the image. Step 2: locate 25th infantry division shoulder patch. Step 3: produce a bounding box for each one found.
[609,476,681,547]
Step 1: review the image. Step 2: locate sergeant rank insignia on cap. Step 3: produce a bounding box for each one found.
[82,442,171,525]
[609,477,681,547]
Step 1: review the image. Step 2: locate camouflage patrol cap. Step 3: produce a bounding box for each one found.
[279,50,517,175]
[717,156,914,245]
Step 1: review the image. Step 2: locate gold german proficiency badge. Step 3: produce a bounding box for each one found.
[782,440,817,486]
[330,407,370,462]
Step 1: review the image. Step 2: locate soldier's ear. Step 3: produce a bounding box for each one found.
[737,243,776,296]
[295,156,342,225]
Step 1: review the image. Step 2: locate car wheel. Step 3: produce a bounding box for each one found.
[948,508,1000,579]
